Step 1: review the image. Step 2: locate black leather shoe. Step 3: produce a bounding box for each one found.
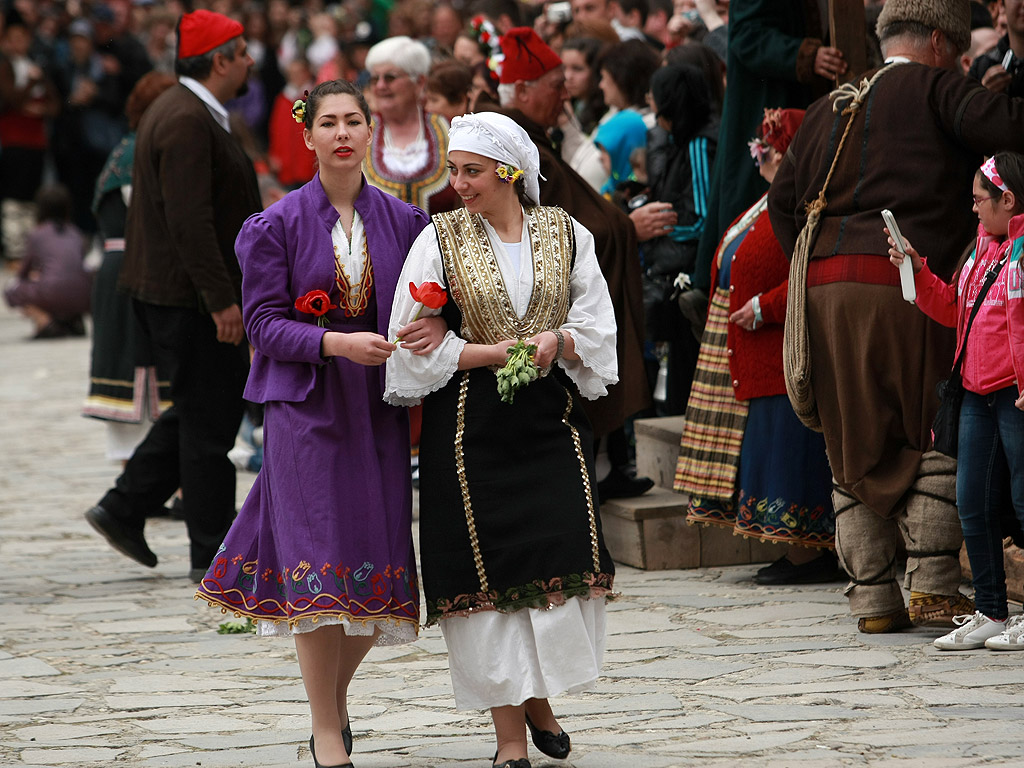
[84,504,157,567]
[309,735,353,768]
[342,721,352,755]
[525,713,571,759]
[492,755,531,768]
[752,552,845,585]
[597,467,654,503]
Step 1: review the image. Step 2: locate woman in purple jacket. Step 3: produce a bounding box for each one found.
[196,80,441,768]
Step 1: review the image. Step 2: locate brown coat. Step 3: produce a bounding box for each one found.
[767,62,1024,515]
[769,63,1024,282]
[120,84,261,312]
[482,105,650,437]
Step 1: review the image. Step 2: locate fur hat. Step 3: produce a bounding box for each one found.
[876,0,971,54]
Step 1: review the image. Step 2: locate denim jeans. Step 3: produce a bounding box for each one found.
[956,386,1024,619]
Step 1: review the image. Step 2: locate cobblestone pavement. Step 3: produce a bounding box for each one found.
[2,289,1023,768]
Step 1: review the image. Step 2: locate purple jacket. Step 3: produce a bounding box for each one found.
[237,174,429,404]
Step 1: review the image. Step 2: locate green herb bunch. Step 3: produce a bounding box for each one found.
[496,340,539,404]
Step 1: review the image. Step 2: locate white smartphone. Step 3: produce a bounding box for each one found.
[882,208,916,303]
[1003,48,1014,71]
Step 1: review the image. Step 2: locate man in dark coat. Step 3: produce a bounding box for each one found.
[690,0,843,297]
[768,0,1024,633]
[486,27,652,499]
[84,10,262,581]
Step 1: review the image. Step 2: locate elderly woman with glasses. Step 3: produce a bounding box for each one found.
[362,35,461,215]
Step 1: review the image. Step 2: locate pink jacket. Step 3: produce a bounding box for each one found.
[913,213,1024,395]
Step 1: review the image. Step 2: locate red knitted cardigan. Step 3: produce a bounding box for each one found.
[707,206,789,401]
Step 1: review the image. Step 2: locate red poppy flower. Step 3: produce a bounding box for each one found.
[295,289,337,317]
[409,281,448,309]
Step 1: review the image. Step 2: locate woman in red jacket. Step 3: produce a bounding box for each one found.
[675,108,838,585]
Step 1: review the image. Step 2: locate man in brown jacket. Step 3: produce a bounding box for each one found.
[487,27,653,500]
[768,0,1024,633]
[85,10,261,581]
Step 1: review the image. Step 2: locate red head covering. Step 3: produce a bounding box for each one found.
[177,10,244,59]
[759,108,806,156]
[498,27,562,84]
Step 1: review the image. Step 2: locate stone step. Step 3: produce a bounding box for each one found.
[634,415,685,491]
[600,487,779,570]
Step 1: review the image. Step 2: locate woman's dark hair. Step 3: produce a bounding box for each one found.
[650,64,711,148]
[597,39,659,109]
[35,184,73,229]
[663,42,724,115]
[126,71,178,131]
[426,60,473,105]
[304,79,372,130]
[977,152,1024,211]
[562,36,608,133]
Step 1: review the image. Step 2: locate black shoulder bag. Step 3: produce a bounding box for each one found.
[931,255,1006,458]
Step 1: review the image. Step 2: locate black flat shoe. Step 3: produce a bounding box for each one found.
[525,713,571,759]
[597,467,654,503]
[492,753,531,768]
[752,551,845,585]
[310,735,353,768]
[342,720,352,755]
[84,504,157,567]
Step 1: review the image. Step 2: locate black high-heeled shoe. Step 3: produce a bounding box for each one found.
[524,713,571,759]
[309,735,353,768]
[341,721,353,756]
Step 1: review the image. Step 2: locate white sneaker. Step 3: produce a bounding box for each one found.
[933,611,1006,650]
[985,614,1024,651]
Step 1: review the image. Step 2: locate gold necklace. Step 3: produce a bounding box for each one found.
[333,237,373,317]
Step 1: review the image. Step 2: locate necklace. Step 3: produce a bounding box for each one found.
[333,237,373,317]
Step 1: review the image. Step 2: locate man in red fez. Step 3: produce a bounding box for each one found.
[484,27,653,500]
[84,10,262,582]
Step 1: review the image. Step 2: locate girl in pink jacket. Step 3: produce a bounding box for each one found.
[889,152,1024,653]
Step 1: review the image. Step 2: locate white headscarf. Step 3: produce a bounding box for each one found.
[447,112,544,205]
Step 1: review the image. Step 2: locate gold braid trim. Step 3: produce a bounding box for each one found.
[560,386,601,571]
[433,207,573,345]
[455,370,489,592]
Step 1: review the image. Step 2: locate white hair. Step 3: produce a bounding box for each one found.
[497,82,517,107]
[365,36,431,77]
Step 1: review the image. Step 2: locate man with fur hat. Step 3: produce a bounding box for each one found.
[84,10,261,582]
[768,0,1024,633]
[484,26,653,500]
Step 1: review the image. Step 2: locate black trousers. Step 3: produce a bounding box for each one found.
[101,303,249,568]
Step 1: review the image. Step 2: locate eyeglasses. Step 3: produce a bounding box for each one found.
[368,72,410,87]
[972,194,996,205]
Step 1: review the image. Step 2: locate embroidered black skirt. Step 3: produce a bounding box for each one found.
[419,364,615,625]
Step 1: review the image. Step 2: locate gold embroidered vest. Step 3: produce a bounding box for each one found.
[432,206,574,344]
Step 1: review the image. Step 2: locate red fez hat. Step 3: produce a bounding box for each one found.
[177,9,244,59]
[498,27,562,84]
[759,108,805,156]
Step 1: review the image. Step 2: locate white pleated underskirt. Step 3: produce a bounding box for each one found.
[256,614,418,645]
[440,595,607,711]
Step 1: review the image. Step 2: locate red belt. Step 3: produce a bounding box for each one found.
[807,253,900,288]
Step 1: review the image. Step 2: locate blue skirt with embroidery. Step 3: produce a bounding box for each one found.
[689,394,835,548]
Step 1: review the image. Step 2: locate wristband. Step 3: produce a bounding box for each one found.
[751,295,763,329]
[551,329,565,361]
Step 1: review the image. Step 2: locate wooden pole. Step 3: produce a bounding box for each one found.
[829,0,868,83]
